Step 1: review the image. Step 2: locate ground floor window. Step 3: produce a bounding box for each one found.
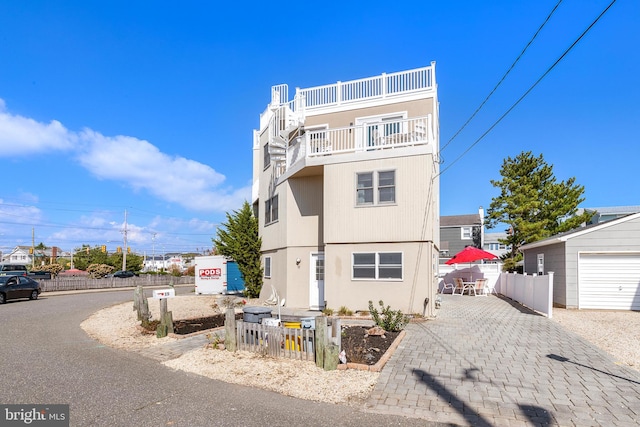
[352,252,403,280]
[264,256,271,278]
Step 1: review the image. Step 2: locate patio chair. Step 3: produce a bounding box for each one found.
[453,278,465,295]
[441,281,455,294]
[484,279,497,295]
[473,278,488,296]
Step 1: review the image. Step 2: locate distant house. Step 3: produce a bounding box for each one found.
[520,212,640,310]
[1,245,63,266]
[440,207,484,261]
[577,205,640,225]
[483,232,510,259]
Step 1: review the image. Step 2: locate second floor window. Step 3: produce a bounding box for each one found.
[265,195,279,225]
[356,170,395,206]
[461,227,472,240]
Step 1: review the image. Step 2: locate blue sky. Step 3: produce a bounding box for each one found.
[0,0,637,256]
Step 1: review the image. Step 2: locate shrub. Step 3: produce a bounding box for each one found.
[322,307,334,316]
[368,300,409,332]
[337,306,353,316]
[87,264,114,278]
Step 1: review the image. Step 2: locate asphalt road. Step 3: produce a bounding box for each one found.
[0,287,429,427]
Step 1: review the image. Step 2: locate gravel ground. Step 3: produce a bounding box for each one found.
[80,295,379,405]
[551,307,640,371]
[81,295,640,406]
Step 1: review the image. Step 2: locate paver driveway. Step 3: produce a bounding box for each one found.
[366,294,640,426]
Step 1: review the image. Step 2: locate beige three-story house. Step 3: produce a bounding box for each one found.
[252,63,441,316]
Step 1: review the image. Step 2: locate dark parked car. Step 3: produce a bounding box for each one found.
[111,270,138,278]
[0,276,41,304]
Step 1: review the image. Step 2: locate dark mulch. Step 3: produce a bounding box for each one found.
[340,325,400,366]
[142,316,401,365]
[173,313,242,335]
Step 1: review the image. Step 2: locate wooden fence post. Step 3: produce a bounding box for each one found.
[315,316,326,368]
[225,308,237,352]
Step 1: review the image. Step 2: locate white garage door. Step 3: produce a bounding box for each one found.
[579,253,640,310]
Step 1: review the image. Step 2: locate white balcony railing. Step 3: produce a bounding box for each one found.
[287,115,433,167]
[295,63,435,110]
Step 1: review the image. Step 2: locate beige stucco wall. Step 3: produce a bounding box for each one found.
[323,242,435,316]
[304,98,434,129]
[324,153,434,244]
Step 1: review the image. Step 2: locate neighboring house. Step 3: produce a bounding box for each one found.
[577,205,640,225]
[252,63,440,316]
[1,245,62,265]
[520,212,640,310]
[483,232,510,259]
[143,255,169,272]
[440,207,484,261]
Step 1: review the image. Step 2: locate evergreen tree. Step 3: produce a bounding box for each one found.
[485,151,593,271]
[212,201,263,298]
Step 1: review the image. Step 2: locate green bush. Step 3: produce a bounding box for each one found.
[368,300,409,332]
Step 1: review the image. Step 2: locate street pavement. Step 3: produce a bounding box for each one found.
[365,294,640,426]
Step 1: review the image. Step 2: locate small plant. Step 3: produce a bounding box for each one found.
[368,300,409,332]
[358,310,370,317]
[219,296,247,310]
[322,307,334,316]
[337,306,353,316]
[205,332,224,349]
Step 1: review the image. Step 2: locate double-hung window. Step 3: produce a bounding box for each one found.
[352,252,403,280]
[461,226,472,240]
[356,170,395,206]
[265,195,279,225]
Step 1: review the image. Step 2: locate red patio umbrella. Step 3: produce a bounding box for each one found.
[445,246,498,265]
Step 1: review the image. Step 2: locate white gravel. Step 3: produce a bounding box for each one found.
[551,307,640,370]
[80,295,640,406]
[80,294,379,405]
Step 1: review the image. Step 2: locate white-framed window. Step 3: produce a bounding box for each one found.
[352,252,403,280]
[305,124,330,153]
[263,142,270,169]
[461,227,472,240]
[537,254,544,275]
[356,111,407,148]
[356,170,395,206]
[264,256,272,278]
[265,194,279,225]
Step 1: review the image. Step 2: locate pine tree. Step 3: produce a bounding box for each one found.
[212,201,263,298]
[485,151,593,271]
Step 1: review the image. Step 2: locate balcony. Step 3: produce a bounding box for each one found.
[286,115,434,169]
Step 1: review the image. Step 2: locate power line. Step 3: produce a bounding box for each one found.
[437,0,618,178]
[441,0,564,153]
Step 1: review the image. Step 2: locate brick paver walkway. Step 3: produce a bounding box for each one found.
[365,294,640,426]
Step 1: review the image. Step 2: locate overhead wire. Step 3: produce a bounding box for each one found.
[437,0,618,178]
[440,0,564,153]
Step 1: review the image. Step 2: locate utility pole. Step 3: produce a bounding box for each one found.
[31,228,35,268]
[122,210,128,271]
[152,232,157,272]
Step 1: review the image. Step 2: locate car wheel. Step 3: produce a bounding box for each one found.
[29,290,39,300]
[0,293,5,304]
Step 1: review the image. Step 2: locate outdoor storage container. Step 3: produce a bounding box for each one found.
[300,317,315,329]
[243,306,272,323]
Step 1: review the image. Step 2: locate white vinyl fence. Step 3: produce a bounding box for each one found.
[497,272,554,318]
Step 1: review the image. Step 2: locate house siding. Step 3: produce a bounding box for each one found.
[523,215,640,309]
[324,154,433,244]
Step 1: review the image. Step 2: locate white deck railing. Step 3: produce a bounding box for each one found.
[286,115,432,166]
[295,63,435,110]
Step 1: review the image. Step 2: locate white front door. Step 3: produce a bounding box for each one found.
[309,252,325,310]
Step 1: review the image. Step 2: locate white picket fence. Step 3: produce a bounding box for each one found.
[236,322,316,361]
[497,272,554,318]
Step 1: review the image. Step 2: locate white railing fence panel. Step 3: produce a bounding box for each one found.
[498,272,554,318]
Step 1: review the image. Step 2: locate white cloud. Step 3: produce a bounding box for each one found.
[0,98,251,213]
[0,99,75,155]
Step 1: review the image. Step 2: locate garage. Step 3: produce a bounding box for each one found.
[578,253,640,310]
[520,211,640,310]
